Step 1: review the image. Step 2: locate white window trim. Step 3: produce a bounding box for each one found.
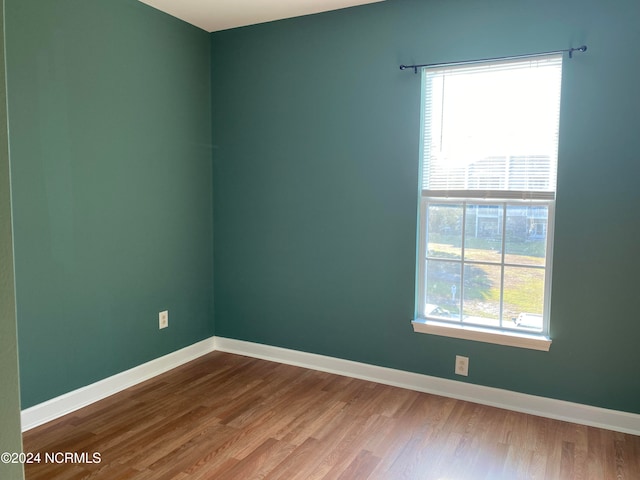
[411,317,552,351]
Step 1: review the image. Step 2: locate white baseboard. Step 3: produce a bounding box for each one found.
[21,337,216,432]
[22,335,640,436]
[213,336,640,436]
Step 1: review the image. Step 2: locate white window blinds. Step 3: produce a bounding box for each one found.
[421,54,563,200]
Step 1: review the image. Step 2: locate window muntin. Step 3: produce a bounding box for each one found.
[416,54,562,338]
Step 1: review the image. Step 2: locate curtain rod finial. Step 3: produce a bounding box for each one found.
[399,64,419,74]
[569,45,587,58]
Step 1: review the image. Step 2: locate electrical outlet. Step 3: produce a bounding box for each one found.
[159,310,169,329]
[455,355,469,376]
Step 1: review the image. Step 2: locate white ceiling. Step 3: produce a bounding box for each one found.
[138,0,385,33]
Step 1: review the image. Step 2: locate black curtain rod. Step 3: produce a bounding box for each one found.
[399,45,587,74]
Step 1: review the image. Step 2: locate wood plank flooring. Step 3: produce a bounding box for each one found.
[23,352,640,479]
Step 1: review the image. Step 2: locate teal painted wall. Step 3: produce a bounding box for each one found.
[0,0,25,476]
[6,0,213,408]
[211,0,640,413]
[6,0,639,417]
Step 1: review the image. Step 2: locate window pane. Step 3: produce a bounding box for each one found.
[503,266,545,331]
[462,263,501,328]
[425,259,461,319]
[422,55,562,193]
[427,204,462,260]
[464,204,502,263]
[504,205,547,266]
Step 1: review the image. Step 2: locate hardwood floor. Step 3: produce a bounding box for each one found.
[23,352,640,479]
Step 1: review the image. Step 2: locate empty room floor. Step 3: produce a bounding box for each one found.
[22,351,640,479]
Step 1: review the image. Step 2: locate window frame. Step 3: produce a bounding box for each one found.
[414,196,554,350]
[412,56,561,351]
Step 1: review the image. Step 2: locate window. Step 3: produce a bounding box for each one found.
[412,54,563,351]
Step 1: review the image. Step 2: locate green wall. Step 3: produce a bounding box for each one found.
[6,0,639,418]
[6,0,214,408]
[0,0,25,476]
[211,0,640,413]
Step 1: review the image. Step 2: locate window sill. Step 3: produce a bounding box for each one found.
[412,318,552,351]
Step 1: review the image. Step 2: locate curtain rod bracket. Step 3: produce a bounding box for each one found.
[399,64,418,74]
[568,45,587,58]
